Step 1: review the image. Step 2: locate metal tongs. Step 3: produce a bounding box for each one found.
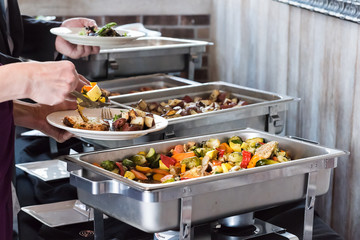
[71,90,111,108]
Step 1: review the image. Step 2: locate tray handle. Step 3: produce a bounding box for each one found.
[286,135,319,145]
[69,169,129,195]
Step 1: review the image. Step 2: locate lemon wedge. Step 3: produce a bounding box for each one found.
[86,84,102,101]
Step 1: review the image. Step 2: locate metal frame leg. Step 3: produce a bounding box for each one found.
[93,208,105,240]
[303,171,318,240]
[180,192,194,240]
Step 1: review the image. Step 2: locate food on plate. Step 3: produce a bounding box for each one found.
[131,89,248,119]
[62,109,155,131]
[63,116,109,131]
[80,22,126,37]
[94,136,291,183]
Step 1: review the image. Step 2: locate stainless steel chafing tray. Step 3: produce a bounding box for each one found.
[67,37,212,80]
[97,74,199,98]
[86,81,298,149]
[65,128,347,235]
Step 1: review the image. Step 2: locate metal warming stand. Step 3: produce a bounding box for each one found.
[65,129,347,240]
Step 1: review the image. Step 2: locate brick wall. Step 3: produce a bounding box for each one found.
[56,14,211,82]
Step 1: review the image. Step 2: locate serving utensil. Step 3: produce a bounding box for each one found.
[71,90,111,108]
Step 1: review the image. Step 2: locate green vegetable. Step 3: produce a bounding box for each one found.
[229,136,243,145]
[227,152,243,163]
[122,158,135,168]
[131,154,147,166]
[100,160,116,171]
[205,138,221,149]
[149,154,161,168]
[146,148,156,161]
[229,136,243,152]
[113,114,122,121]
[245,137,264,148]
[194,148,206,157]
[255,159,278,167]
[180,156,201,169]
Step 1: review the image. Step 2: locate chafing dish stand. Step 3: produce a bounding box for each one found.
[66,129,346,240]
[83,171,316,240]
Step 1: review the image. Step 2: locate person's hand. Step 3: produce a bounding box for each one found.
[56,17,100,59]
[14,100,77,143]
[20,60,81,105]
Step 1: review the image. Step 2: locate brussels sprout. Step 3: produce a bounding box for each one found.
[227,152,243,163]
[180,156,201,169]
[205,138,221,149]
[122,159,135,168]
[131,154,147,166]
[100,160,116,171]
[229,136,243,152]
[245,137,264,148]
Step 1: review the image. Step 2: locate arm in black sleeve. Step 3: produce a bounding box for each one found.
[0,52,21,64]
[20,16,61,61]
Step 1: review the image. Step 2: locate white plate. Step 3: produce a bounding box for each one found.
[50,27,145,48]
[16,159,69,181]
[21,200,107,227]
[46,108,168,141]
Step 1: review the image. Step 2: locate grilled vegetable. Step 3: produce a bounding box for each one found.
[240,151,252,168]
[255,159,279,167]
[94,135,291,184]
[131,154,147,166]
[160,154,177,168]
[227,152,243,163]
[122,159,135,168]
[100,160,116,171]
[124,171,135,180]
[146,148,157,162]
[228,136,243,152]
[205,138,221,149]
[180,156,201,169]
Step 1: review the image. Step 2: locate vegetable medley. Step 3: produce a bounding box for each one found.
[94,136,291,183]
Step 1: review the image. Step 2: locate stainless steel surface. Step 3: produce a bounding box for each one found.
[65,128,347,233]
[97,74,199,98]
[86,81,298,148]
[67,37,212,80]
[303,171,318,240]
[218,213,255,228]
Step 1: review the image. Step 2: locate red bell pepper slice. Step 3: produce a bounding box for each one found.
[115,162,125,176]
[240,150,252,168]
[160,154,177,168]
[216,148,225,158]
